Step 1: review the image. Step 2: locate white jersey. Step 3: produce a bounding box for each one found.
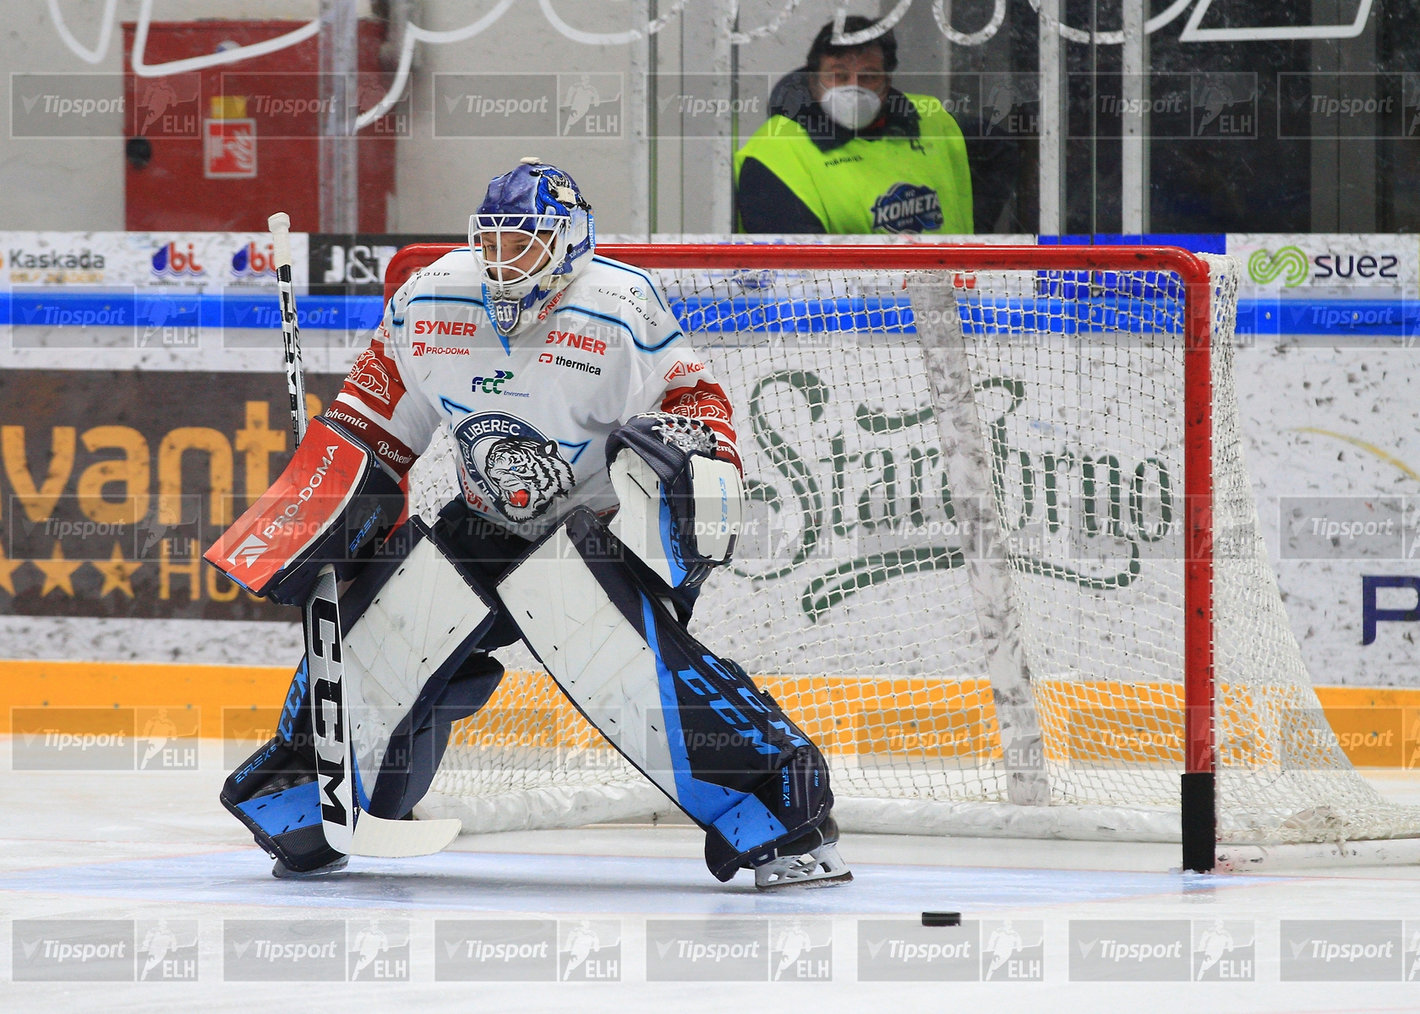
[325,248,740,539]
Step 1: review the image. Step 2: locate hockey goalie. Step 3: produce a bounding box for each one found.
[205,158,851,890]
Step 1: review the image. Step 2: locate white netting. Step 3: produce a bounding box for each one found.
[406,247,1420,849]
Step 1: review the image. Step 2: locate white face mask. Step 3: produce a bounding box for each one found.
[818,85,882,130]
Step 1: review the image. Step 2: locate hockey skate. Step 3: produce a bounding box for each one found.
[271,854,350,879]
[752,815,853,890]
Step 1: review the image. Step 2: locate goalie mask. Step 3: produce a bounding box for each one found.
[471,157,595,339]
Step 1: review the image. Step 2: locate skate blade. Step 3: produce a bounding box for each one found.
[272,854,350,879]
[754,843,853,890]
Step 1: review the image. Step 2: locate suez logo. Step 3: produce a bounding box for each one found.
[1245,245,1402,287]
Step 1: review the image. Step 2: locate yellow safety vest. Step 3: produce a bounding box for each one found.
[734,93,973,235]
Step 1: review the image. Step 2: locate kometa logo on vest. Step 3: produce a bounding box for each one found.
[870,183,943,234]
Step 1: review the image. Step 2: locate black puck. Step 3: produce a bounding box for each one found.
[921,911,961,927]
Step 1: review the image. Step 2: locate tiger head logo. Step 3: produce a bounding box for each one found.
[482,437,575,521]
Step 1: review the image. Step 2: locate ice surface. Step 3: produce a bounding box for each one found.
[4,740,1420,1011]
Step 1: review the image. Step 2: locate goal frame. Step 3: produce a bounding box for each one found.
[382,241,1219,873]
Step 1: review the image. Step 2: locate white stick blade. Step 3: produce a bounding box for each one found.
[349,814,462,858]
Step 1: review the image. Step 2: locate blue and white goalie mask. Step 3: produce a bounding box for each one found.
[471,158,595,339]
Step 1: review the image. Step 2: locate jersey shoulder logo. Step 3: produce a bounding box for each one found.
[350,348,391,404]
[452,412,575,522]
[870,182,944,234]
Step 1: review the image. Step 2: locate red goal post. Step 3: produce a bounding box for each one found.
[382,241,1221,870]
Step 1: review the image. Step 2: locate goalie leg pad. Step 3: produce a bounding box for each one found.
[335,518,496,819]
[221,518,499,870]
[496,507,834,882]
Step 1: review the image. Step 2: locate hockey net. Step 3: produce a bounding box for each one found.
[388,242,1420,867]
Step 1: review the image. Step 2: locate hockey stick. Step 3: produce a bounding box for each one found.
[268,213,460,859]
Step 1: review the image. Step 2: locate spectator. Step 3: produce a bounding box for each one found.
[734,15,973,235]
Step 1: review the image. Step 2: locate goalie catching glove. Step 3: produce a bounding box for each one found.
[605,412,744,590]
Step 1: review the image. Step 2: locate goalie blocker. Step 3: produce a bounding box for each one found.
[204,415,404,605]
[498,506,851,888]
